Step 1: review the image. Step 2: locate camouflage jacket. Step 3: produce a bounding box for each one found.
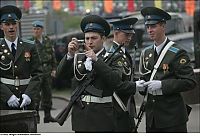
[30,36,57,73]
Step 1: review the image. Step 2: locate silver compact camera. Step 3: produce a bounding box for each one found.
[77,39,85,52]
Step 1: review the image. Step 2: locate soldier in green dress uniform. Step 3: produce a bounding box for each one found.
[109,17,145,132]
[30,20,57,123]
[56,15,128,132]
[139,7,197,132]
[0,5,42,110]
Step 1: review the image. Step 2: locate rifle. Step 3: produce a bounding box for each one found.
[132,93,147,132]
[55,44,123,126]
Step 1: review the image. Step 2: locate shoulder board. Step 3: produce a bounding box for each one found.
[144,45,153,51]
[21,38,35,45]
[169,46,179,54]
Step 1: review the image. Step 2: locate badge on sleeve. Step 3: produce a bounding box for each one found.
[24,51,31,61]
[179,58,187,64]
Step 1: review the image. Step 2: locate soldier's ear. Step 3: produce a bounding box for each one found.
[102,36,106,41]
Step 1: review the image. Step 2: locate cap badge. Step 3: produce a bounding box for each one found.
[147,15,151,19]
[8,14,12,18]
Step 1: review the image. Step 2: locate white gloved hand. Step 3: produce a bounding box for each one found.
[7,95,20,108]
[20,94,31,108]
[136,80,146,92]
[84,57,92,71]
[144,80,163,95]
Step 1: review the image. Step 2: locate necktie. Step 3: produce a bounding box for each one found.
[154,48,158,61]
[11,43,16,57]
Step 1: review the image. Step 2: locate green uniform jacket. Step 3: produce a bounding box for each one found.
[110,42,137,132]
[139,39,196,128]
[56,48,124,132]
[0,38,43,110]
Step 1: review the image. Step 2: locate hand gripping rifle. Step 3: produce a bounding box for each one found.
[55,44,123,126]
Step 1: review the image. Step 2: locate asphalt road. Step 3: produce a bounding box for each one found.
[37,93,200,133]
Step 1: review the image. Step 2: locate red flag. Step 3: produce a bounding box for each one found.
[23,0,31,11]
[68,0,76,12]
[127,0,135,12]
[185,0,195,16]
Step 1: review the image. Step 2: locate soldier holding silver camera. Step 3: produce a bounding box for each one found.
[56,15,127,132]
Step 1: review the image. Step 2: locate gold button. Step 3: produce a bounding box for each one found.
[15,76,18,79]
[14,65,17,68]
[87,102,89,105]
[16,87,18,90]
[152,99,155,102]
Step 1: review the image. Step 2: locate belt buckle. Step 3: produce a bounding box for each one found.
[14,79,20,86]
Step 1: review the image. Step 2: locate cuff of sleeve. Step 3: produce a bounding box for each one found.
[66,53,73,60]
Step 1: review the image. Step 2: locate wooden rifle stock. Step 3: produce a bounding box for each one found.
[55,44,123,126]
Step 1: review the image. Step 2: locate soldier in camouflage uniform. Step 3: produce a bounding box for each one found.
[0,5,42,110]
[30,21,57,123]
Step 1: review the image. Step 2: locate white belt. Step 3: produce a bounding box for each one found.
[82,95,112,103]
[0,77,31,86]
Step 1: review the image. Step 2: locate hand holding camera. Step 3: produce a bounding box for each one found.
[67,38,85,57]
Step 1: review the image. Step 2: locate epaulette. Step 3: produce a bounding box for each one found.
[21,38,35,45]
[169,46,179,54]
[144,45,153,51]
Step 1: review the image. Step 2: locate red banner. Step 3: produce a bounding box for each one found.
[23,0,31,11]
[68,0,76,12]
[127,0,135,12]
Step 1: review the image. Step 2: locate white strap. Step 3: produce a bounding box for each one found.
[113,92,127,111]
[143,41,174,100]
[150,41,174,81]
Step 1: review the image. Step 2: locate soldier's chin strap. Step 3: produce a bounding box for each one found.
[134,41,174,132]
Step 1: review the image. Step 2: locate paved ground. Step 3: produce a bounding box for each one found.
[37,90,200,133]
